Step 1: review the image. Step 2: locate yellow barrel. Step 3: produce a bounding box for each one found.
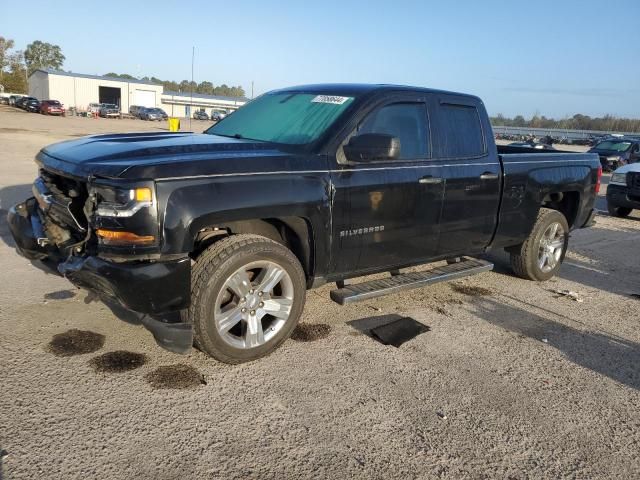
[168,117,180,132]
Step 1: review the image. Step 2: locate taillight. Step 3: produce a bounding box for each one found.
[595,166,602,194]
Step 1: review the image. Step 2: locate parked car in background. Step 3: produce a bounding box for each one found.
[40,100,65,116]
[129,105,145,117]
[88,103,102,114]
[141,107,168,121]
[508,141,556,150]
[193,110,209,120]
[99,104,120,118]
[606,163,640,217]
[588,137,640,172]
[25,99,41,113]
[16,97,37,109]
[211,110,227,121]
[9,95,26,106]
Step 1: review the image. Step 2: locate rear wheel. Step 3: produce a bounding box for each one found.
[607,202,632,218]
[510,208,569,281]
[183,234,306,364]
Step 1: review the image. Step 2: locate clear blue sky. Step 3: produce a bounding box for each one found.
[2,0,639,118]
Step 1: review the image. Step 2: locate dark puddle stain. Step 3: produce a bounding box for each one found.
[450,283,493,297]
[48,329,105,357]
[291,323,331,342]
[145,364,206,389]
[44,289,76,300]
[90,351,147,373]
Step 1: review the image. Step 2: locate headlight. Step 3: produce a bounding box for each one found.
[610,173,627,185]
[93,185,154,217]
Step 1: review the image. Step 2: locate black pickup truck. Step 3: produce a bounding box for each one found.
[8,84,601,363]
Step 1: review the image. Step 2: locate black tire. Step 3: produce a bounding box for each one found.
[509,208,569,281]
[183,234,306,364]
[607,202,632,218]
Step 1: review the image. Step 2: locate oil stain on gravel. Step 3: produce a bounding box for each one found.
[145,364,206,389]
[48,329,105,357]
[89,351,147,373]
[450,283,493,296]
[44,289,76,300]
[291,323,331,342]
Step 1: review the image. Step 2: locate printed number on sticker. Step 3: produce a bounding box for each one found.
[311,95,351,105]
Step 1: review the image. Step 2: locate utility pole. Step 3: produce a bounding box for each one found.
[251,81,254,99]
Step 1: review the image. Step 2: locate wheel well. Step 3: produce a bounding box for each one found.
[542,191,580,228]
[192,217,314,278]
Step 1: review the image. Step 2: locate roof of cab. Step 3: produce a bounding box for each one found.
[273,83,480,101]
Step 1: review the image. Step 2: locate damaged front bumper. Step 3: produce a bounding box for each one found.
[7,199,194,353]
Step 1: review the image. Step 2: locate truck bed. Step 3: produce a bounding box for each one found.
[491,147,600,249]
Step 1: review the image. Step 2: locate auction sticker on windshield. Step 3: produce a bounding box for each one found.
[311,95,352,105]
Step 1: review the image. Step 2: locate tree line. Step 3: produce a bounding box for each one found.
[103,73,246,98]
[0,37,65,93]
[491,113,640,133]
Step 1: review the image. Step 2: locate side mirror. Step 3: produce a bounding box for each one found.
[343,133,401,162]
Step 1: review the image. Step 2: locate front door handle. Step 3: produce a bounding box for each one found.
[479,172,499,180]
[419,176,443,184]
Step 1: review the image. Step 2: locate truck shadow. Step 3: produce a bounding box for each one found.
[0,184,32,248]
[468,296,640,391]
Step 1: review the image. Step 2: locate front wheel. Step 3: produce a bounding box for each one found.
[510,208,569,281]
[183,234,307,364]
[607,202,632,218]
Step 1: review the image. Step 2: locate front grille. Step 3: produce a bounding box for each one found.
[630,173,640,190]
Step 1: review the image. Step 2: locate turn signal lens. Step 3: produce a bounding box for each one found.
[134,187,152,202]
[96,229,155,245]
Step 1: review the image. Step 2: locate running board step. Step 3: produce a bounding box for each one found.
[330,257,494,305]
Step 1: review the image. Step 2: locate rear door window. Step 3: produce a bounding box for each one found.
[357,103,429,160]
[437,103,486,158]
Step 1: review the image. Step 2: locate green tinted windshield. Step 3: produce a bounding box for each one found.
[205,92,355,145]
[596,140,632,152]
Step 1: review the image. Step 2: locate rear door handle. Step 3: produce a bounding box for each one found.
[479,172,499,180]
[419,176,443,184]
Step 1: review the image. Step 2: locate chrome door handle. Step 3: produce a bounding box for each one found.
[419,176,443,184]
[479,172,499,180]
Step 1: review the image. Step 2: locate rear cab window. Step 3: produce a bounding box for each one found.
[433,97,487,159]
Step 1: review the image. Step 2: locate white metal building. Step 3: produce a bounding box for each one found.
[28,69,248,117]
[161,91,247,118]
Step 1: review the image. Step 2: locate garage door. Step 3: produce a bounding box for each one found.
[134,89,156,107]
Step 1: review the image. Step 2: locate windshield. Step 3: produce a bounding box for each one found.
[595,140,632,152]
[206,92,355,145]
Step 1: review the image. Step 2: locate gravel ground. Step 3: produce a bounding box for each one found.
[1,107,639,479]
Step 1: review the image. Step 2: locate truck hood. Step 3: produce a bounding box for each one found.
[37,132,300,180]
[611,162,640,174]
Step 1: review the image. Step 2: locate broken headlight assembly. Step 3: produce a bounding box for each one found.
[91,183,158,247]
[93,185,154,217]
